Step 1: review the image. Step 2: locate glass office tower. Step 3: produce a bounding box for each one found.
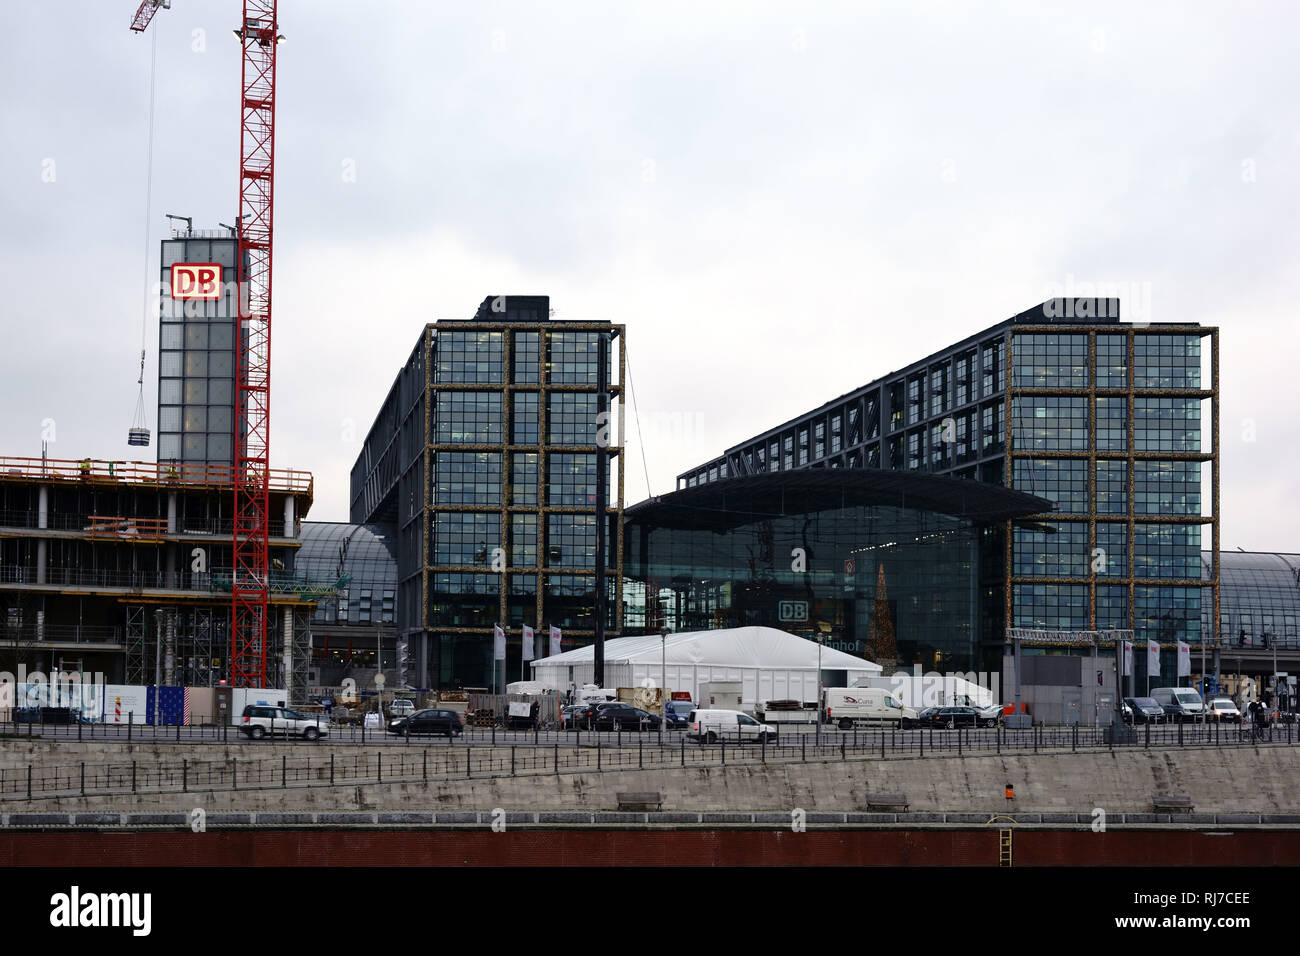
[679,299,1219,672]
[351,296,625,690]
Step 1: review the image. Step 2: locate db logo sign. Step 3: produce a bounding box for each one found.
[779,600,809,623]
[171,263,222,299]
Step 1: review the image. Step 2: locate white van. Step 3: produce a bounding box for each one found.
[689,709,777,744]
[1151,686,1205,722]
[823,687,918,730]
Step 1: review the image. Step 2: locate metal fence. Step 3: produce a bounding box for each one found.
[0,712,1290,749]
[0,717,1295,804]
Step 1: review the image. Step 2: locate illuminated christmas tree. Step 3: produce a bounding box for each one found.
[865,563,897,669]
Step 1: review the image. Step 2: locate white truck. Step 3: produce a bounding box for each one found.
[858,674,994,711]
[823,687,918,730]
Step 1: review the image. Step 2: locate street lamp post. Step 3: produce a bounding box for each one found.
[661,629,668,730]
[153,609,165,728]
[1272,634,1278,715]
[815,638,822,746]
[376,623,384,720]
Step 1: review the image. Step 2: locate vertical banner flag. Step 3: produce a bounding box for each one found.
[1148,641,1161,677]
[1122,641,1133,675]
[1177,641,1191,677]
[549,625,562,657]
[493,624,506,662]
[522,625,535,662]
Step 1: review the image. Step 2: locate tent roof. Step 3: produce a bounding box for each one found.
[533,626,882,674]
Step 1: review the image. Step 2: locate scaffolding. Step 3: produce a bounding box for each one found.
[125,605,148,685]
[291,607,313,705]
[177,607,219,687]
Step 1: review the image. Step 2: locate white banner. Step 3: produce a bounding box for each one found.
[6,681,103,716]
[1147,641,1160,677]
[522,625,534,662]
[105,685,150,724]
[1122,641,1133,675]
[493,625,506,662]
[1177,641,1191,677]
[549,625,562,657]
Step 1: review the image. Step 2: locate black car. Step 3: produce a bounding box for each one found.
[564,703,601,730]
[592,702,661,731]
[920,706,982,729]
[387,708,463,738]
[1124,697,1165,724]
[560,704,590,730]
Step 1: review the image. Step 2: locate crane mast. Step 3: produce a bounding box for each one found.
[131,1,280,688]
[230,2,279,689]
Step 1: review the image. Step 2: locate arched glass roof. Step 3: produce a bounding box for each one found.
[298,522,397,589]
[1203,550,1300,643]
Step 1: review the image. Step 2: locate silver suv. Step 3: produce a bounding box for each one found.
[239,705,329,740]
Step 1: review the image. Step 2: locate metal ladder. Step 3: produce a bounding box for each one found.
[988,815,1016,867]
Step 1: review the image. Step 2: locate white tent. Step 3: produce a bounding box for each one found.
[529,626,881,709]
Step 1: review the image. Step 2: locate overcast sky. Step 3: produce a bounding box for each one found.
[2,1,1297,551]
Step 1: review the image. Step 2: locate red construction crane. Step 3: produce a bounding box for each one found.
[132,1,281,689]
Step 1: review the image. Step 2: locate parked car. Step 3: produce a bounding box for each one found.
[560,704,590,730]
[239,705,329,740]
[592,702,661,731]
[1151,686,1206,722]
[388,699,416,718]
[919,706,984,729]
[1124,697,1166,724]
[662,701,693,729]
[563,703,602,730]
[1207,697,1241,722]
[387,708,463,738]
[977,703,1008,726]
[689,708,777,744]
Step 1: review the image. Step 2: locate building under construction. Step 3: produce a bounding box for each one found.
[0,456,330,701]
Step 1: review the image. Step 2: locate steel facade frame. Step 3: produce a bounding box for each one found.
[677,310,1219,659]
[420,321,626,676]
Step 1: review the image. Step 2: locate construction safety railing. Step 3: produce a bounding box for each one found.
[85,516,171,538]
[0,564,335,598]
[211,571,348,597]
[0,457,313,496]
[0,510,290,539]
[0,624,121,645]
[0,716,1296,804]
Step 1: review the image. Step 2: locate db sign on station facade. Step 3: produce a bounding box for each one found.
[171,263,222,299]
[779,600,809,622]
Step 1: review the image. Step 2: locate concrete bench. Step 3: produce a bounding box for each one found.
[865,793,909,811]
[1153,796,1193,813]
[616,792,663,812]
